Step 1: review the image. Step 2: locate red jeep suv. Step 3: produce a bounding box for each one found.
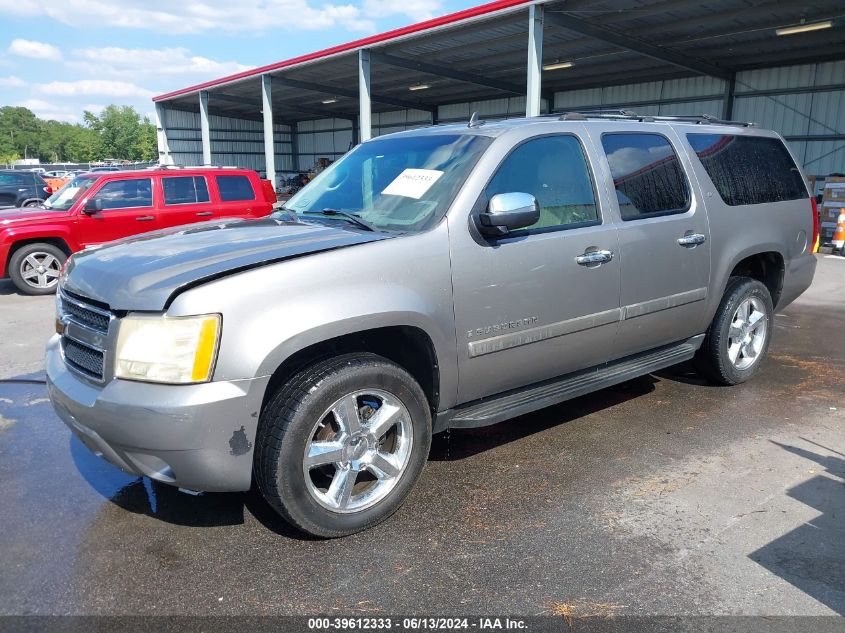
[0,167,276,295]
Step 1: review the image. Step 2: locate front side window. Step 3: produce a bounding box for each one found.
[601,133,690,220]
[485,135,599,234]
[90,178,153,210]
[43,175,99,211]
[216,175,255,202]
[163,176,210,205]
[686,134,808,206]
[287,133,492,233]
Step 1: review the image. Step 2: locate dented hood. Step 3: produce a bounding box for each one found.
[63,215,390,311]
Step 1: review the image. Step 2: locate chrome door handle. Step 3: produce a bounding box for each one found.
[678,233,706,247]
[135,215,155,221]
[575,250,613,266]
[196,211,213,217]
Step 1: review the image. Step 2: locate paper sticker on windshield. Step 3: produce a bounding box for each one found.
[382,169,443,199]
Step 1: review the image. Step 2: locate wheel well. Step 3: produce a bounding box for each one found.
[6,238,71,276]
[729,251,784,308]
[262,326,440,415]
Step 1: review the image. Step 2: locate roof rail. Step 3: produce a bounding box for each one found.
[556,110,755,127]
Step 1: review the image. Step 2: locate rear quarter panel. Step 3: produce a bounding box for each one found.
[674,126,815,320]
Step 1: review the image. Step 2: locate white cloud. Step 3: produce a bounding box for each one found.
[14,99,79,122]
[362,0,441,21]
[8,38,61,60]
[67,46,252,79]
[0,0,378,34]
[0,75,26,88]
[36,80,155,99]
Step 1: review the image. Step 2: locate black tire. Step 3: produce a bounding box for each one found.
[22,200,41,208]
[8,242,66,295]
[695,277,774,385]
[255,353,432,538]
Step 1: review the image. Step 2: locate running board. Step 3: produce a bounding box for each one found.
[435,335,704,432]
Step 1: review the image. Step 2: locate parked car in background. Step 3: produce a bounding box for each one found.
[0,170,53,209]
[1,167,276,294]
[43,170,73,179]
[46,115,816,537]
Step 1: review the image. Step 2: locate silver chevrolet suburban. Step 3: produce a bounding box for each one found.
[47,113,818,537]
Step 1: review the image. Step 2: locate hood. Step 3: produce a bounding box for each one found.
[0,206,70,225]
[63,215,391,311]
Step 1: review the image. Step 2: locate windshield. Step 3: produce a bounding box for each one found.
[286,133,491,232]
[43,175,99,211]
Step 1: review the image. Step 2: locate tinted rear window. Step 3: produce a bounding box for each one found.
[163,176,210,205]
[0,172,33,186]
[686,134,808,206]
[601,133,690,220]
[216,175,255,202]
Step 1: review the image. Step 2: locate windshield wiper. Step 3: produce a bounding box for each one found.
[307,209,375,232]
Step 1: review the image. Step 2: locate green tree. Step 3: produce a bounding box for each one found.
[84,105,156,161]
[0,107,43,160]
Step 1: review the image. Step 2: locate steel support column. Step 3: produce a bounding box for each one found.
[527,4,544,117]
[199,90,211,165]
[261,75,276,187]
[359,49,372,142]
[722,73,736,120]
[154,103,171,165]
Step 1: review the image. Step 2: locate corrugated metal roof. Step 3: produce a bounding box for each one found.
[156,0,845,123]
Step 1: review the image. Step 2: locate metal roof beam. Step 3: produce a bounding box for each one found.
[543,10,732,80]
[208,92,353,120]
[272,76,434,113]
[369,51,525,96]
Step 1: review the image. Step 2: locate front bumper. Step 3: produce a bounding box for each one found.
[46,335,270,492]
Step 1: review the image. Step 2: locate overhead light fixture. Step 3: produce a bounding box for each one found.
[321,98,338,104]
[408,84,430,91]
[542,60,574,71]
[776,20,833,36]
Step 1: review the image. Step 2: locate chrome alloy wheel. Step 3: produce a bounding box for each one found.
[727,297,768,370]
[302,389,413,514]
[19,252,61,290]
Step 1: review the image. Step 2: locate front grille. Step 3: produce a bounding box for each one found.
[63,338,105,380]
[60,291,110,333]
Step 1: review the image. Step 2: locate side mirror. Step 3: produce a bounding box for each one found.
[476,192,540,236]
[82,198,101,215]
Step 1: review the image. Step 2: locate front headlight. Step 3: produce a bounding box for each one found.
[115,314,221,384]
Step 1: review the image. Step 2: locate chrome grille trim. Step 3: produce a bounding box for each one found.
[58,288,114,383]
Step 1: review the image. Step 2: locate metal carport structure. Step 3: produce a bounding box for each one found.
[152,0,845,187]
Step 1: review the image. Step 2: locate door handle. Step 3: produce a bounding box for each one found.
[135,215,155,221]
[678,233,706,247]
[575,250,614,266]
[196,211,213,217]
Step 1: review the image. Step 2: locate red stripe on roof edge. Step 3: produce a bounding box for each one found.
[153,0,534,102]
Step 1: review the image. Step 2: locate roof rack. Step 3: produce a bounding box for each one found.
[556,110,755,127]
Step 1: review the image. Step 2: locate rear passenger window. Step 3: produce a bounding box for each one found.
[601,133,690,220]
[216,175,255,202]
[686,134,808,206]
[163,176,210,205]
[485,135,599,234]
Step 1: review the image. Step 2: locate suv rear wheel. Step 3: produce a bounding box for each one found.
[255,353,431,538]
[695,277,773,385]
[8,242,66,295]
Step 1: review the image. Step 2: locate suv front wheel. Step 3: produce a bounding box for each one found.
[8,242,66,295]
[695,277,774,385]
[255,353,431,538]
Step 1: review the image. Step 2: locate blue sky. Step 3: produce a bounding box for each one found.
[0,0,478,123]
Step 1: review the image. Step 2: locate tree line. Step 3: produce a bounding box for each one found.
[0,104,157,166]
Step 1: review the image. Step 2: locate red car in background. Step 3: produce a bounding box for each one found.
[0,167,277,295]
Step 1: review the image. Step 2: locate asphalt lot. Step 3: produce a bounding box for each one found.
[0,256,843,618]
